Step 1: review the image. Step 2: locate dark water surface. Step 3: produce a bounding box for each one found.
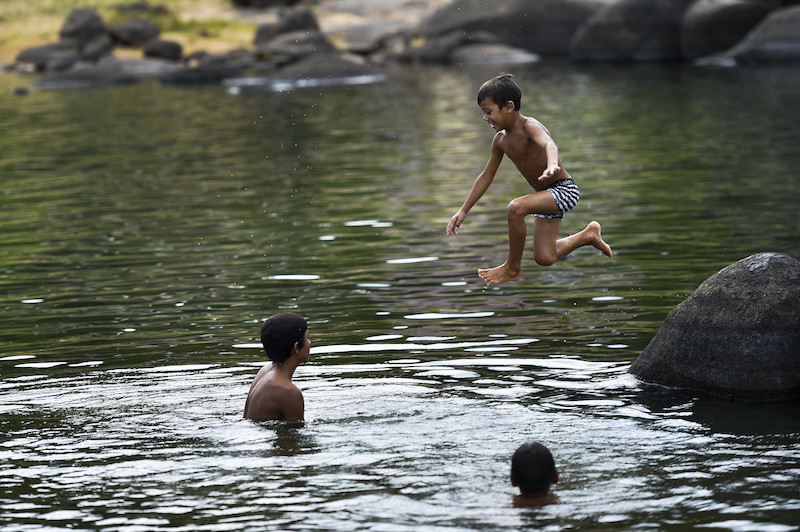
[1,61,799,530]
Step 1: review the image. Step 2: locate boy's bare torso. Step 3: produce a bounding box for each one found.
[495,115,571,191]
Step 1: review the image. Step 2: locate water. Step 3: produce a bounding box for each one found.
[1,60,799,530]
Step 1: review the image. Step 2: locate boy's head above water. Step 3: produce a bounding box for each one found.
[477,73,521,112]
[260,312,308,364]
[511,442,559,502]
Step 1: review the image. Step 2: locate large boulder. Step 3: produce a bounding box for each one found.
[630,253,800,401]
[15,42,81,72]
[571,0,695,61]
[699,4,800,64]
[23,8,114,66]
[59,8,108,48]
[414,0,608,56]
[681,0,779,60]
[108,19,161,48]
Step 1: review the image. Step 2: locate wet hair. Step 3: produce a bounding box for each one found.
[477,73,521,112]
[511,442,556,495]
[260,313,308,364]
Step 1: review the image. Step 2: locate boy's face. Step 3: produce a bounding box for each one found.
[479,97,512,131]
[297,329,311,363]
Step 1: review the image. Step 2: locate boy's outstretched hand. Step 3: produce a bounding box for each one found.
[538,163,561,182]
[446,211,465,235]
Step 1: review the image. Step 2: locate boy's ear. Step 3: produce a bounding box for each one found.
[552,468,559,484]
[510,472,518,487]
[504,100,515,112]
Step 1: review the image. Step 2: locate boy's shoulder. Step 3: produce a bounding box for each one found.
[245,370,303,420]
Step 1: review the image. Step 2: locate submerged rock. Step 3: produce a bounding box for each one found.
[161,65,245,85]
[448,43,540,66]
[630,252,800,401]
[225,52,384,92]
[35,65,139,90]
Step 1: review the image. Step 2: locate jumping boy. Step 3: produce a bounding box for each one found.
[446,74,612,285]
[243,312,310,422]
[510,441,560,506]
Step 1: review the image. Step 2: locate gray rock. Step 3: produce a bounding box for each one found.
[255,29,335,65]
[59,8,108,48]
[144,39,183,61]
[701,4,800,64]
[629,252,800,401]
[571,0,695,62]
[415,0,607,56]
[185,48,255,69]
[392,30,498,64]
[448,43,540,66]
[96,56,183,77]
[254,7,320,45]
[15,42,80,72]
[225,52,384,92]
[160,65,245,85]
[81,33,115,62]
[108,19,161,48]
[328,19,411,55]
[35,64,139,90]
[681,0,778,60]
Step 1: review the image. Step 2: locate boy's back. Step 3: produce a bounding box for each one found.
[243,365,304,421]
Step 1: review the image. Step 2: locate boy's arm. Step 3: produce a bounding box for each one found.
[446,137,504,235]
[528,123,561,182]
[281,386,305,421]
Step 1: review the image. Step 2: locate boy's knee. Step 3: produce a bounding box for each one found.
[507,198,528,219]
[534,253,555,266]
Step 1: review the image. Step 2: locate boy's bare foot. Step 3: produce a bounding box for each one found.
[478,263,521,285]
[587,221,613,257]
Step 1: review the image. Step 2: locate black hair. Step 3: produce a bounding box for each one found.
[477,73,521,112]
[511,442,556,495]
[260,313,308,364]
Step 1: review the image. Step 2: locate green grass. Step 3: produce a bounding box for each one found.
[0,0,260,63]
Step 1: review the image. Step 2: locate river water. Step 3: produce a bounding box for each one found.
[1,61,799,530]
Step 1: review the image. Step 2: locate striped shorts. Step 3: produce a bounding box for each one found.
[534,178,580,219]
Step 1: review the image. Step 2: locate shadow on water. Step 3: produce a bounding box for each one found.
[635,383,800,437]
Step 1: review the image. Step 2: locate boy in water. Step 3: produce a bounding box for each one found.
[446,74,612,285]
[243,313,310,422]
[510,442,560,506]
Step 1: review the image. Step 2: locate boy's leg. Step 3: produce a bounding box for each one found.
[534,219,613,266]
[478,190,559,285]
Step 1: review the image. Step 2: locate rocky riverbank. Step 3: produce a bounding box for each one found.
[5,0,800,92]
